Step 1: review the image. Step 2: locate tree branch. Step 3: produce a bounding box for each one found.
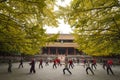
[112,17,120,32]
[74,4,120,13]
[0,0,7,3]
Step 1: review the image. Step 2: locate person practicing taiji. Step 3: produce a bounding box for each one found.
[63,56,72,75]
[53,58,57,69]
[69,59,74,69]
[106,60,114,75]
[8,59,12,73]
[91,59,97,70]
[45,58,49,66]
[29,59,36,73]
[18,58,23,69]
[39,59,43,68]
[85,60,94,75]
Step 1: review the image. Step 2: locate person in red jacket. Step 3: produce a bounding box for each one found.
[106,60,114,75]
[39,59,43,68]
[108,59,113,67]
[91,59,97,70]
[29,59,36,73]
[69,59,74,69]
[53,58,57,69]
[57,58,61,66]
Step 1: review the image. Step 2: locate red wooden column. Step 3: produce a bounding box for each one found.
[74,48,76,55]
[56,47,58,55]
[48,47,50,55]
[66,47,68,56]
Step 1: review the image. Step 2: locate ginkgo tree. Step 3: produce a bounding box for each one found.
[58,0,120,56]
[0,0,59,55]
[1,0,120,56]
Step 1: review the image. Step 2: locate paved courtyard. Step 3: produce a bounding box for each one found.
[0,62,120,80]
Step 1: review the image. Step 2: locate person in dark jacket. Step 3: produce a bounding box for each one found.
[29,59,36,73]
[18,58,23,69]
[8,59,12,73]
[45,58,49,66]
[39,59,43,68]
[103,60,107,69]
[77,58,80,65]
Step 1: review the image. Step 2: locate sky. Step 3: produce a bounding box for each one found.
[44,0,72,34]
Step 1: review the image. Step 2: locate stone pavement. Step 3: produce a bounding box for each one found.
[0,62,120,80]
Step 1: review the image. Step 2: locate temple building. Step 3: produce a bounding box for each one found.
[42,34,83,56]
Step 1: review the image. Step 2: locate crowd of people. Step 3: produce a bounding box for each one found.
[6,56,120,75]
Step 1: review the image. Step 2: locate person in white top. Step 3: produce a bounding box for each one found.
[63,56,72,75]
[85,60,94,75]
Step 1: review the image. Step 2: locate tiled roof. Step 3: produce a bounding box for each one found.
[46,34,78,47]
[57,34,74,40]
[49,34,74,40]
[46,42,78,48]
